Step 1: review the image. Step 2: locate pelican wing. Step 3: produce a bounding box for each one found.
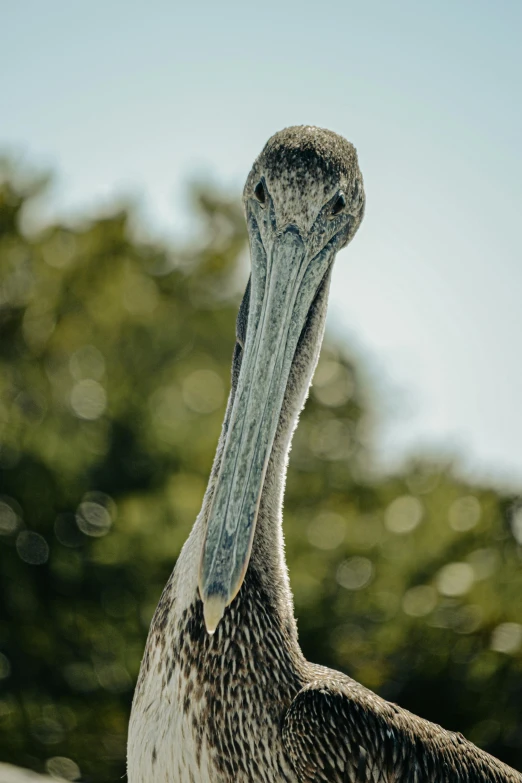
[282,676,522,783]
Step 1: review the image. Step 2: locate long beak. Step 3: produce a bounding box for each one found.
[199,224,331,633]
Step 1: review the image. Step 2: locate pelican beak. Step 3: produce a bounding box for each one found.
[199,223,334,633]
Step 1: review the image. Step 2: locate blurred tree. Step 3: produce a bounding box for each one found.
[0,162,521,781]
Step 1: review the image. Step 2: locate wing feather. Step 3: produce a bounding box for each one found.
[282,676,522,783]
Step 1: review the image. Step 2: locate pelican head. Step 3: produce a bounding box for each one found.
[199,126,365,633]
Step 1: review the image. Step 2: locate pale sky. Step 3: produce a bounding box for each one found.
[2,0,521,488]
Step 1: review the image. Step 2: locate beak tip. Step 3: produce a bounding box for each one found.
[202,592,227,635]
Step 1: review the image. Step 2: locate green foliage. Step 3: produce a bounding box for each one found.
[0,164,521,781]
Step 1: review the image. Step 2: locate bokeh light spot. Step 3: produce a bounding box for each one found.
[70,379,107,420]
[336,557,373,590]
[309,420,352,461]
[0,500,19,535]
[448,495,481,532]
[76,493,114,537]
[16,531,49,565]
[182,369,224,414]
[313,361,354,407]
[31,718,63,745]
[22,309,56,352]
[307,512,346,550]
[436,562,475,597]
[95,661,132,693]
[41,230,76,269]
[384,495,423,534]
[467,548,499,580]
[490,622,522,654]
[454,604,483,634]
[402,585,437,617]
[69,345,106,381]
[313,359,341,387]
[45,756,81,781]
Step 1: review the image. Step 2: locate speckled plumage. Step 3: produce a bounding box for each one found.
[128,127,522,783]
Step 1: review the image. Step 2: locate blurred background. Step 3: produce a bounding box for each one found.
[1,1,521,781]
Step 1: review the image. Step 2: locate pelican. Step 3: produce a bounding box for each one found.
[128,126,521,782]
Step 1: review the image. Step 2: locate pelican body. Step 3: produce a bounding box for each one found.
[128,127,521,782]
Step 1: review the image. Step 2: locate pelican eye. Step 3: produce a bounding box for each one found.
[330,192,346,217]
[254,181,266,206]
